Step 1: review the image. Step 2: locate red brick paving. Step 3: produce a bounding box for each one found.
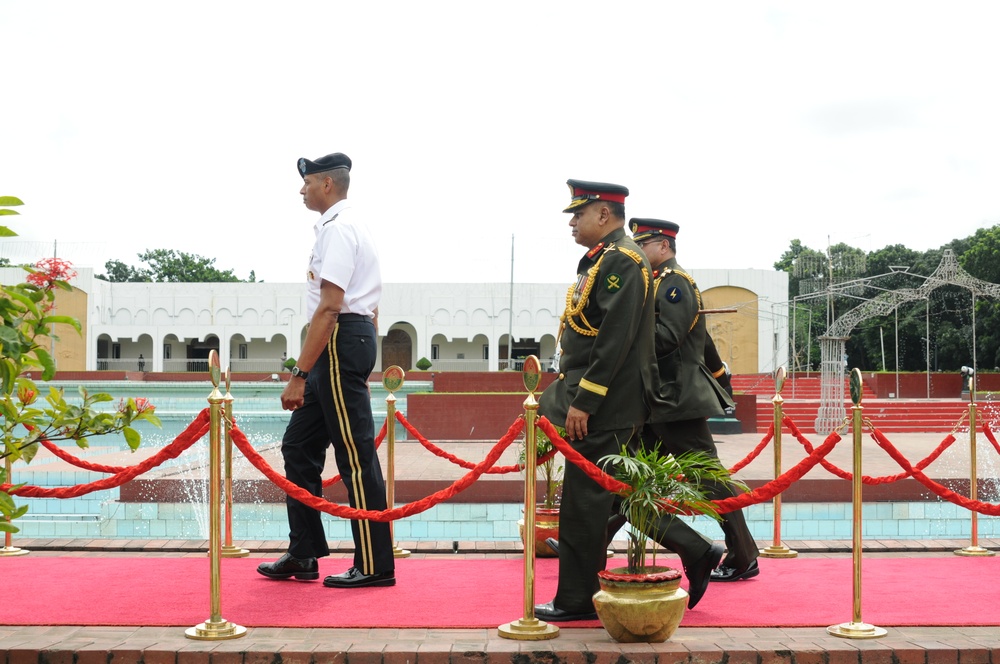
[2,541,1000,663]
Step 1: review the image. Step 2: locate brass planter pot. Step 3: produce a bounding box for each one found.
[517,506,560,557]
[592,566,687,643]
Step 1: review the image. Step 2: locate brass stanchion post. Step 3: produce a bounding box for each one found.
[760,367,797,559]
[186,352,246,640]
[955,374,994,557]
[221,370,249,558]
[499,355,559,640]
[1,455,30,557]
[383,366,410,558]
[827,368,886,639]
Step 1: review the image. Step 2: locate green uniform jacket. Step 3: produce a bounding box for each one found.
[539,227,658,432]
[649,256,734,423]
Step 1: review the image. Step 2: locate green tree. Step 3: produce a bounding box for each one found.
[98,259,152,283]
[97,249,253,283]
[775,226,1000,374]
[773,239,828,298]
[959,225,1000,369]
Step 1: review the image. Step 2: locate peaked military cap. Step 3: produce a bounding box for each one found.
[297,152,352,177]
[563,179,629,213]
[630,218,680,243]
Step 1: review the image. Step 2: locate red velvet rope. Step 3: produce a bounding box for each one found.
[395,412,555,474]
[319,420,388,488]
[784,415,957,483]
[227,417,526,521]
[869,426,1000,516]
[29,418,387,485]
[534,417,631,494]
[983,422,1000,457]
[1,410,212,498]
[39,438,128,474]
[727,421,774,475]
[712,429,843,513]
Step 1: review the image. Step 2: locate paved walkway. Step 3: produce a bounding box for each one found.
[4,429,1000,661]
[3,541,1000,663]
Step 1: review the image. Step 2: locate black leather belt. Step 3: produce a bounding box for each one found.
[338,313,370,323]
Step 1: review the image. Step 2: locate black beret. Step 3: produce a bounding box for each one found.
[563,179,629,213]
[297,153,352,177]
[630,218,680,243]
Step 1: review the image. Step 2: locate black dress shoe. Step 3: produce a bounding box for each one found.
[257,552,319,580]
[534,601,597,622]
[684,543,724,609]
[323,566,395,588]
[711,560,760,582]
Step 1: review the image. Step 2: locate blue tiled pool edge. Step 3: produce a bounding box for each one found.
[12,495,998,542]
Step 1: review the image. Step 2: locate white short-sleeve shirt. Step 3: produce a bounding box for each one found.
[305,199,382,320]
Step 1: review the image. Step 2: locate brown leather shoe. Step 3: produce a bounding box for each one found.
[256,552,319,581]
[323,567,395,588]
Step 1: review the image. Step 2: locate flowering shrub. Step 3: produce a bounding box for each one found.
[25,257,78,291]
[1,234,159,533]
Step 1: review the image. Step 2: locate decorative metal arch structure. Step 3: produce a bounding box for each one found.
[814,249,1000,434]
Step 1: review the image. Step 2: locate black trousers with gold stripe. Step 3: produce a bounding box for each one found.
[281,317,394,575]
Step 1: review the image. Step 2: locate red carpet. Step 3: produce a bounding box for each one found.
[2,556,998,628]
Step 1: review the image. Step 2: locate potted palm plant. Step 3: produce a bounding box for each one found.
[592,442,741,643]
[517,427,563,557]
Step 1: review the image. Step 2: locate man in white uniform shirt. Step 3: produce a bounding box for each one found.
[257,152,395,588]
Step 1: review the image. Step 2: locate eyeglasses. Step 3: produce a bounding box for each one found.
[637,238,663,247]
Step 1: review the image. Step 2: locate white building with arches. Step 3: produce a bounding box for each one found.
[1,267,787,375]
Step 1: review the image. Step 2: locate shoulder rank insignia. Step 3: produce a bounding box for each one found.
[605,273,622,292]
[665,286,683,303]
[586,242,605,259]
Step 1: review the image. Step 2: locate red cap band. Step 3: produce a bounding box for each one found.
[633,224,677,238]
[571,187,627,205]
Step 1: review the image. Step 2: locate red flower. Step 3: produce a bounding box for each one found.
[134,397,155,413]
[26,257,77,290]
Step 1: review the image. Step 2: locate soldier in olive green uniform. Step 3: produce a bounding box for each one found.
[534,183,724,622]
[632,218,760,583]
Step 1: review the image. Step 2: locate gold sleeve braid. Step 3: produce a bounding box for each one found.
[562,254,605,337]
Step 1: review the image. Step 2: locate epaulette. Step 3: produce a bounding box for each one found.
[617,246,644,266]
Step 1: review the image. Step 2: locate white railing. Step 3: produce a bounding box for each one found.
[94,358,147,371]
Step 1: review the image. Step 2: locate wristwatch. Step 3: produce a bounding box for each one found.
[291,366,309,380]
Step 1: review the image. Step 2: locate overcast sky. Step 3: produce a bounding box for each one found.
[2,2,999,287]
